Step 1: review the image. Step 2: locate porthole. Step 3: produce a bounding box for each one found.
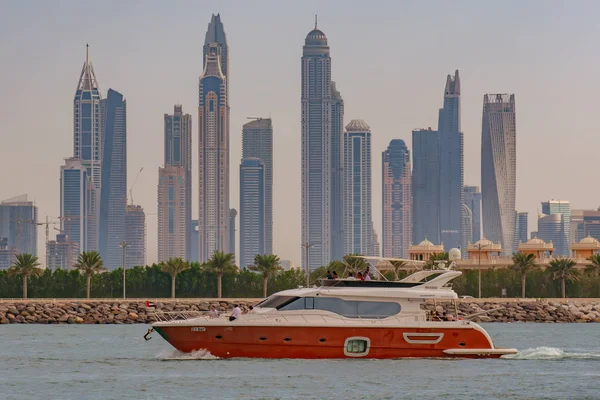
[284,337,291,342]
[319,338,327,343]
[344,337,370,357]
[259,337,267,341]
[215,335,223,339]
[459,342,466,347]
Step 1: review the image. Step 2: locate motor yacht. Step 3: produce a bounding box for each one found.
[148,268,517,359]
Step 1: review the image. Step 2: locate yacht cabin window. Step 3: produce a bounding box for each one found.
[272,296,400,318]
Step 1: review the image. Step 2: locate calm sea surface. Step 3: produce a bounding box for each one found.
[1,323,599,400]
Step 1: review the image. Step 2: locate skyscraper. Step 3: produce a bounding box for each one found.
[239,158,265,267]
[74,45,102,187]
[571,209,600,243]
[330,82,345,260]
[46,234,79,270]
[438,70,463,251]
[0,238,18,270]
[382,139,411,258]
[125,204,146,268]
[541,200,571,256]
[412,128,441,245]
[165,105,192,259]
[461,204,472,256]
[481,94,516,254]
[537,213,562,253]
[516,211,529,246]
[60,158,95,252]
[198,15,229,262]
[343,120,373,255]
[242,118,273,255]
[301,20,333,270]
[157,166,187,261]
[99,89,127,269]
[73,45,102,252]
[463,185,482,243]
[0,195,38,256]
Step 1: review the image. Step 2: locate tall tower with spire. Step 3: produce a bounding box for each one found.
[438,70,463,251]
[74,45,102,187]
[301,17,333,270]
[198,14,230,262]
[66,45,102,252]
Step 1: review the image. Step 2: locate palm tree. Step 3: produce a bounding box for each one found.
[161,258,191,298]
[204,250,237,298]
[249,254,283,297]
[8,253,43,299]
[510,253,537,298]
[547,258,579,298]
[342,254,369,276]
[586,254,600,297]
[424,252,449,269]
[389,260,407,280]
[74,251,106,299]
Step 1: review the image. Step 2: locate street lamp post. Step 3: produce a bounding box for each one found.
[119,241,130,299]
[301,242,316,287]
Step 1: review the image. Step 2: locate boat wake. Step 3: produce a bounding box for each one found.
[503,346,600,361]
[157,348,220,361]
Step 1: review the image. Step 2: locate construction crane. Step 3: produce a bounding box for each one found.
[36,216,59,268]
[37,216,60,246]
[129,167,144,205]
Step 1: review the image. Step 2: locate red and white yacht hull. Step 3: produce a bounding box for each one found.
[153,321,517,359]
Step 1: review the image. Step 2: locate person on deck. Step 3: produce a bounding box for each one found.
[209,305,219,319]
[229,304,242,321]
[357,272,364,280]
[364,268,371,281]
[326,270,333,279]
[332,271,339,279]
[346,273,356,280]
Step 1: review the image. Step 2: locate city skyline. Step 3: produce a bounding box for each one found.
[3,3,600,265]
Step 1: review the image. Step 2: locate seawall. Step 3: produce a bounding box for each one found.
[1,298,600,324]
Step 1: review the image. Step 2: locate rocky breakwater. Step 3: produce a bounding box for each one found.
[0,300,254,324]
[2,299,600,324]
[428,300,600,323]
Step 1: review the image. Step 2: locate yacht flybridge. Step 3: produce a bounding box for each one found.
[148,268,517,359]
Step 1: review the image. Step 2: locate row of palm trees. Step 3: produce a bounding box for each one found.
[202,251,282,298]
[6,250,284,300]
[7,252,107,299]
[511,253,600,298]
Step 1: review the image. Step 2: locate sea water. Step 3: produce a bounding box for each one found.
[1,323,599,400]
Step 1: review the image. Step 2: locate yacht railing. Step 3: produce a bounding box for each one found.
[150,310,463,325]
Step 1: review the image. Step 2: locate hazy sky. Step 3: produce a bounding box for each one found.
[1,1,600,265]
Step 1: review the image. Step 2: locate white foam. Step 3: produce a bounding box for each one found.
[157,348,220,360]
[503,346,600,360]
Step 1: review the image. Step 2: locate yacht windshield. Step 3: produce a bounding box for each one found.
[255,296,299,309]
